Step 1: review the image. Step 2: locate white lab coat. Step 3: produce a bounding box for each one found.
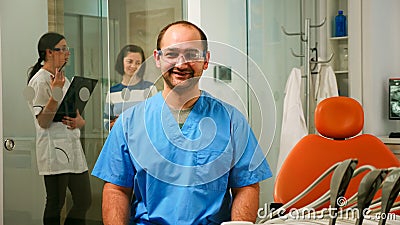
[277,65,338,173]
[28,69,88,175]
[277,68,308,173]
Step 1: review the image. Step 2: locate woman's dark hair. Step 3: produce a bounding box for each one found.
[156,20,208,51]
[115,44,146,79]
[27,32,65,84]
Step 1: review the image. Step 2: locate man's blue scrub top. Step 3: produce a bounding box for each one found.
[92,91,272,225]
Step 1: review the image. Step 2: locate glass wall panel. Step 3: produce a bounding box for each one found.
[63,2,108,223]
[247,0,317,211]
[248,0,302,208]
[195,0,318,213]
[64,0,184,223]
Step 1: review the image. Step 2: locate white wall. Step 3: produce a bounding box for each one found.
[361,0,400,136]
[198,0,248,115]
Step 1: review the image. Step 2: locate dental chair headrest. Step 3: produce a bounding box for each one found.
[315,96,364,139]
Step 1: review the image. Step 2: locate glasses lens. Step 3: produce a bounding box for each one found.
[160,48,204,63]
[184,49,203,61]
[161,49,179,63]
[53,47,70,53]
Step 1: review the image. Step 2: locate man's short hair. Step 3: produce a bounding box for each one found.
[156,20,208,51]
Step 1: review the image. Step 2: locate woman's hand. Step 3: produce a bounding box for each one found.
[37,69,66,128]
[50,69,65,90]
[62,110,86,129]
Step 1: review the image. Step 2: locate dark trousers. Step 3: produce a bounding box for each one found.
[43,171,92,225]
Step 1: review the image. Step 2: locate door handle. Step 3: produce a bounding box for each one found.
[4,138,15,151]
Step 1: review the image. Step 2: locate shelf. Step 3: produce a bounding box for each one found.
[378,136,400,145]
[330,36,348,40]
[326,0,349,97]
[335,70,348,74]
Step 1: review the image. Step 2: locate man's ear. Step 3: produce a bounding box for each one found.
[203,51,210,70]
[153,50,161,68]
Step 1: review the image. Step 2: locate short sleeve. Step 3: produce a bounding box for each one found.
[92,117,135,187]
[29,79,51,116]
[229,110,272,188]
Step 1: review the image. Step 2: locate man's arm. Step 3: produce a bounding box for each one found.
[102,182,133,225]
[231,183,260,222]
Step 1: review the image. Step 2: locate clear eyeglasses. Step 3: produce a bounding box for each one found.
[53,46,70,53]
[157,48,206,64]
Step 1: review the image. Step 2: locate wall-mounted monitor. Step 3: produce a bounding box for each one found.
[389,78,400,120]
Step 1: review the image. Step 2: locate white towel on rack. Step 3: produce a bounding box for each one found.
[277,68,308,173]
[309,64,339,133]
[314,64,339,104]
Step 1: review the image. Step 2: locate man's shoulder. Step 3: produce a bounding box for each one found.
[125,92,161,111]
[116,93,161,127]
[201,91,240,110]
[200,91,247,120]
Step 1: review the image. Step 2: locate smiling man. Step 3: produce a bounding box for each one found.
[92,20,272,225]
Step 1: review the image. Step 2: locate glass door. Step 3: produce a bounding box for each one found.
[0,0,109,224]
[0,0,50,224]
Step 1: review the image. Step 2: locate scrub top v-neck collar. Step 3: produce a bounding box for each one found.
[156,91,213,151]
[160,91,201,130]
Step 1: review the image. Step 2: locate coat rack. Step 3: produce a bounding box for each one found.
[282,17,333,132]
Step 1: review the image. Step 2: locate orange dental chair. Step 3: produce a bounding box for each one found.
[273,96,400,211]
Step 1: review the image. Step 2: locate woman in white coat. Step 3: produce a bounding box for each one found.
[27,32,91,225]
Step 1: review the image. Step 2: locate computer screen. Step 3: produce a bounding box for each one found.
[389,78,400,120]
